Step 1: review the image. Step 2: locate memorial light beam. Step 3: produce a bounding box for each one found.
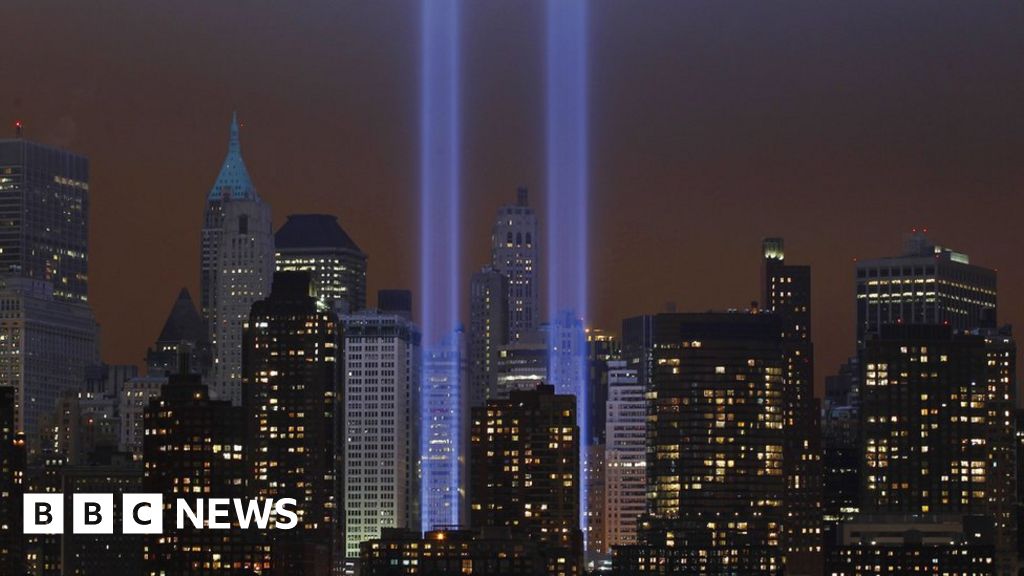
[419,0,464,532]
[545,0,590,546]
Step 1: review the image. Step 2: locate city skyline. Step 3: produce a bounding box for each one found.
[2,1,1023,393]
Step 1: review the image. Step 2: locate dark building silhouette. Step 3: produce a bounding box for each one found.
[761,238,823,573]
[620,312,786,575]
[585,328,619,446]
[61,457,144,575]
[0,386,25,574]
[275,213,367,314]
[468,266,508,408]
[378,289,413,319]
[359,528,545,576]
[827,515,996,575]
[0,138,90,303]
[243,271,338,575]
[848,324,1017,574]
[146,287,211,375]
[471,384,582,576]
[143,367,270,574]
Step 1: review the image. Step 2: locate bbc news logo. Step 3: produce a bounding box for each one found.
[23,494,298,534]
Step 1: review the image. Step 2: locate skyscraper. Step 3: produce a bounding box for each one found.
[143,368,270,575]
[342,307,421,560]
[421,329,468,531]
[622,312,786,575]
[243,272,338,575]
[854,324,1016,573]
[0,386,25,575]
[761,238,823,573]
[0,137,90,303]
[200,113,274,405]
[470,384,582,576]
[491,187,538,342]
[275,213,367,313]
[855,231,997,347]
[468,266,508,408]
[585,328,619,446]
[0,277,98,452]
[602,360,644,551]
[145,287,210,376]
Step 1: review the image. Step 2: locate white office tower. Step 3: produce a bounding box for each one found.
[342,309,421,559]
[200,113,274,404]
[603,360,645,548]
[0,278,98,453]
[490,187,539,342]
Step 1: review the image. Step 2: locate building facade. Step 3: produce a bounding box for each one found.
[491,187,538,343]
[0,137,90,304]
[243,272,338,575]
[632,312,786,575]
[342,308,421,559]
[857,324,1016,573]
[0,277,98,452]
[855,232,997,347]
[470,384,582,576]
[468,266,508,408]
[761,238,823,573]
[275,213,367,314]
[603,360,644,551]
[142,370,271,574]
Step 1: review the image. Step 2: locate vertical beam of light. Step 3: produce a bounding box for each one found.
[546,0,589,545]
[420,0,462,532]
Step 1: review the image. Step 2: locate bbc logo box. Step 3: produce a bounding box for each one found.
[23,493,164,534]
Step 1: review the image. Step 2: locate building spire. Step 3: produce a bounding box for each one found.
[229,111,241,155]
[207,112,257,202]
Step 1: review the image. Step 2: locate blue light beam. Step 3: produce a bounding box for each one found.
[420,0,463,532]
[545,0,590,546]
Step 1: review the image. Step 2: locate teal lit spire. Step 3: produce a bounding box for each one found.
[208,112,258,201]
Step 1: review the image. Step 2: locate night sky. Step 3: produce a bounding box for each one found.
[3,1,1023,392]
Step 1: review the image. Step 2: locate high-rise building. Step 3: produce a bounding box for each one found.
[422,329,468,531]
[0,386,25,575]
[603,360,644,551]
[61,458,144,575]
[243,272,338,575]
[0,277,98,452]
[145,288,211,376]
[761,238,823,573]
[143,368,270,575]
[470,384,582,576]
[342,307,421,559]
[491,187,538,342]
[468,266,508,408]
[624,312,786,575]
[495,330,548,398]
[855,231,997,347]
[359,528,545,576]
[200,113,274,405]
[585,443,606,559]
[118,375,164,460]
[854,324,1016,573]
[585,329,619,446]
[275,214,367,314]
[620,315,654,393]
[0,137,90,304]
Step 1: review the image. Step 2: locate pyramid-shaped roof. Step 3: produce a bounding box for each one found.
[275,214,364,254]
[207,112,258,201]
[156,288,208,345]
